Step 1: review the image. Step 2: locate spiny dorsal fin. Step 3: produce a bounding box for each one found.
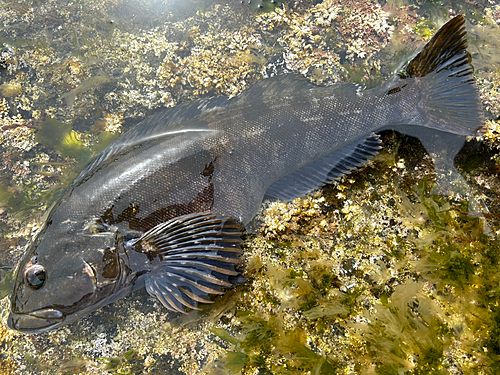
[134,212,242,313]
[265,133,382,201]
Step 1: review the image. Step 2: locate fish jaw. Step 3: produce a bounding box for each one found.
[7,308,65,333]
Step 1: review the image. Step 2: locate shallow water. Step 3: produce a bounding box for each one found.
[0,0,499,374]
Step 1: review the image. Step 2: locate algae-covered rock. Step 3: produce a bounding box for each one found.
[0,0,499,374]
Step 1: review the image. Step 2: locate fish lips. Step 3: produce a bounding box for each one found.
[7,308,65,333]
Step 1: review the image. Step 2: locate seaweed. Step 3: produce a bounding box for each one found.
[35,117,119,171]
[35,117,91,165]
[341,61,382,88]
[0,1,499,374]
[214,314,340,374]
[413,18,437,41]
[0,268,13,299]
[224,351,248,373]
[96,349,143,374]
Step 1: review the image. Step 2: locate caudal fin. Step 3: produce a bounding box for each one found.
[404,15,483,136]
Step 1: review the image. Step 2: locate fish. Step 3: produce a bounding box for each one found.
[60,72,111,106]
[8,15,482,333]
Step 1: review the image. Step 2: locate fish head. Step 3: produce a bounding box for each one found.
[8,217,130,333]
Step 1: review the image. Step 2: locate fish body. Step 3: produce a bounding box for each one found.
[8,16,482,333]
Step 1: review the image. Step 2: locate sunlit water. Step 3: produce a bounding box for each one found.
[0,0,499,373]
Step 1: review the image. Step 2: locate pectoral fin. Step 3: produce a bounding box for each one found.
[136,212,243,313]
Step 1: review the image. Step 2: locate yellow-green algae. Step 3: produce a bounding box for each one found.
[0,0,499,374]
[0,298,16,374]
[482,120,500,169]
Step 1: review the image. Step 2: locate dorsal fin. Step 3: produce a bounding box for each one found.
[265,134,382,201]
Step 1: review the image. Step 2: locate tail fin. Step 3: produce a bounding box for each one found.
[404,15,483,136]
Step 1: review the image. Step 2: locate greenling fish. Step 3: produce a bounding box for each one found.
[8,15,482,333]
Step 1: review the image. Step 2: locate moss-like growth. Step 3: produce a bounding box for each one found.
[35,118,90,160]
[0,1,499,374]
[96,349,143,374]
[413,19,437,40]
[0,269,13,300]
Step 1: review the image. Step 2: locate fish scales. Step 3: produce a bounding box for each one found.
[63,81,417,228]
[8,16,483,333]
[120,90,398,219]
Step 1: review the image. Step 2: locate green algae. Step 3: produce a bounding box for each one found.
[226,131,500,374]
[0,114,120,219]
[224,351,248,373]
[0,177,52,214]
[56,356,88,374]
[209,327,239,345]
[35,117,119,176]
[96,349,142,374]
[413,19,437,40]
[0,269,13,300]
[35,118,91,161]
[214,313,339,374]
[341,61,383,88]
[0,185,16,209]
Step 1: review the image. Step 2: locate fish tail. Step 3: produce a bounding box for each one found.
[404,15,483,136]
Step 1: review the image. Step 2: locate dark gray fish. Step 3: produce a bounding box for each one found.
[8,16,482,333]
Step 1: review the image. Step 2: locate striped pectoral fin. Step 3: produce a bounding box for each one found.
[136,212,244,313]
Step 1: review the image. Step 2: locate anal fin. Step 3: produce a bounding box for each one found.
[265,133,382,201]
[135,212,243,313]
[406,128,491,233]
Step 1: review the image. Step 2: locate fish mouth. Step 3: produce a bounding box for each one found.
[7,308,65,334]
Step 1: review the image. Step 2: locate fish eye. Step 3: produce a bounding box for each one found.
[25,264,46,290]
